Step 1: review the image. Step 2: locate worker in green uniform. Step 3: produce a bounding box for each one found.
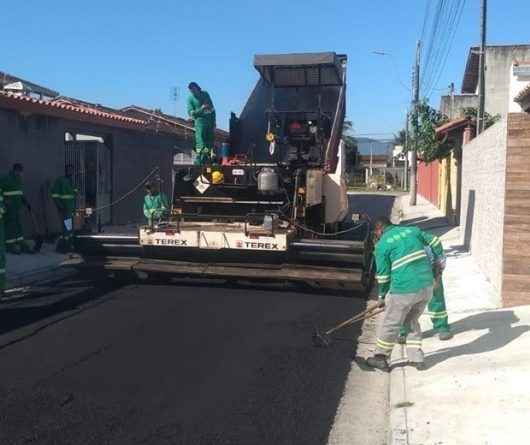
[365,216,444,372]
[0,184,6,298]
[399,244,452,341]
[187,82,216,166]
[51,165,78,253]
[1,164,31,254]
[143,182,169,226]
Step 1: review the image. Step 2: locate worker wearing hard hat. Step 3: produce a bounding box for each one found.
[187,82,216,166]
[399,246,452,342]
[143,182,169,226]
[365,216,445,372]
[0,182,6,298]
[0,163,32,254]
[51,164,78,253]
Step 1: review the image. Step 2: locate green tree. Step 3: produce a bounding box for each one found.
[343,120,358,173]
[461,107,501,129]
[410,101,449,162]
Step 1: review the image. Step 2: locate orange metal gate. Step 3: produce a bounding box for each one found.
[417,160,439,206]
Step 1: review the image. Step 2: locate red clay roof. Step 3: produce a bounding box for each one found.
[121,105,229,140]
[435,117,475,137]
[0,91,230,140]
[0,91,146,129]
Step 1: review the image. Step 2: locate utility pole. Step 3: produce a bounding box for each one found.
[450,82,455,119]
[404,110,410,191]
[410,40,421,206]
[477,0,487,135]
[171,86,180,116]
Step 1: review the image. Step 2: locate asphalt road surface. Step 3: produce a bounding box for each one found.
[0,194,396,445]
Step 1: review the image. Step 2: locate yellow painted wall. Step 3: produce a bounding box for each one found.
[436,151,460,222]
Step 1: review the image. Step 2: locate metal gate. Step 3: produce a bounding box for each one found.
[65,140,112,226]
[65,141,86,210]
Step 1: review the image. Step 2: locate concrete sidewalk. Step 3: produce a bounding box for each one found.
[389,195,530,444]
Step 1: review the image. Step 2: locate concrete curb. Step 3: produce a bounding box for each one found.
[388,347,411,444]
[387,194,410,444]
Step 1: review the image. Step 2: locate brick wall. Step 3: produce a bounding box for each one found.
[502,113,530,307]
[460,119,507,303]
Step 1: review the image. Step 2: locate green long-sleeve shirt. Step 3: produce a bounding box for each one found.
[143,192,169,221]
[0,172,24,210]
[187,90,216,125]
[375,224,443,298]
[51,176,78,215]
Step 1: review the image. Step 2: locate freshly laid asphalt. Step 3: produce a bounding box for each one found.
[0,193,395,445]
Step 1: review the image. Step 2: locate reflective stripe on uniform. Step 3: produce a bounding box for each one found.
[376,274,390,284]
[6,237,24,244]
[428,311,448,319]
[376,338,395,351]
[391,250,427,271]
[406,340,422,346]
[52,194,75,199]
[3,190,23,196]
[429,236,442,248]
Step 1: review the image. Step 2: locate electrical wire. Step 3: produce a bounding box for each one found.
[426,0,466,98]
[88,166,161,213]
[421,0,466,99]
[424,0,460,95]
[420,0,433,43]
[421,0,445,91]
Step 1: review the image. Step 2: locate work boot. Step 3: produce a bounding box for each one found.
[365,354,390,372]
[438,331,453,341]
[410,361,426,371]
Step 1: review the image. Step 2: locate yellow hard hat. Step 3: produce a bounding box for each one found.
[212,170,224,184]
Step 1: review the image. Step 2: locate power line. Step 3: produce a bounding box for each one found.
[420,0,466,99]
[420,0,433,43]
[421,0,445,90]
[422,0,450,92]
[427,0,466,98]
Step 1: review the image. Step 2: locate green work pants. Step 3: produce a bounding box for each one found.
[194,118,215,165]
[400,279,449,336]
[4,205,27,253]
[0,221,5,292]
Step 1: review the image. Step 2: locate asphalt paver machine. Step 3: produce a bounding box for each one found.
[75,52,374,290]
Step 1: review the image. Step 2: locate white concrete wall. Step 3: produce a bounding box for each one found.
[509,63,530,113]
[484,46,530,118]
[460,119,507,303]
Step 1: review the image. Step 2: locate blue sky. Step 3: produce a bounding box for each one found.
[1,1,529,137]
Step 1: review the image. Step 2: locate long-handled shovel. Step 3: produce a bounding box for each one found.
[28,209,44,253]
[313,304,385,348]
